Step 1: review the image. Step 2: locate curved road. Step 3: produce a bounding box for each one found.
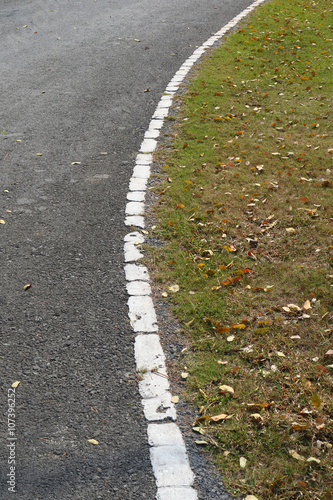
[1,0,252,498]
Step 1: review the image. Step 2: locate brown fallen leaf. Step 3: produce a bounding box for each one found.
[210,413,234,422]
[23,284,32,291]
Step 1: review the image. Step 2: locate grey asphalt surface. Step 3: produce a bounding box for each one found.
[1,0,252,498]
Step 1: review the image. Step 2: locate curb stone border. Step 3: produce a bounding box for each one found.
[123,1,268,498]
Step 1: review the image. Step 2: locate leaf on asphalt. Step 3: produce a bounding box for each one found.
[12,381,20,388]
[23,284,32,291]
[100,152,108,155]
[219,385,234,395]
[88,439,99,445]
[289,450,306,461]
[0,219,5,224]
[168,285,179,293]
[36,153,43,156]
[71,162,81,165]
[311,393,322,409]
[210,413,233,422]
[171,395,179,403]
[134,39,141,42]
[240,457,247,468]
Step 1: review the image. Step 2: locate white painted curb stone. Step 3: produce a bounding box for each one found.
[123,1,268,498]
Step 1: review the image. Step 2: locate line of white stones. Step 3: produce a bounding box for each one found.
[123,1,267,499]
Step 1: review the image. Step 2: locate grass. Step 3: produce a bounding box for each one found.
[145,0,333,498]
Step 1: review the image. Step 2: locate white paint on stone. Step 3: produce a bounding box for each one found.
[124,241,143,262]
[139,138,158,153]
[125,201,145,216]
[128,296,158,332]
[132,164,151,179]
[150,446,194,487]
[148,423,185,448]
[134,334,165,370]
[129,177,148,191]
[136,153,153,163]
[156,487,198,500]
[124,263,150,282]
[142,393,176,421]
[127,191,146,202]
[138,371,170,399]
[144,129,160,139]
[125,215,145,228]
[126,280,151,296]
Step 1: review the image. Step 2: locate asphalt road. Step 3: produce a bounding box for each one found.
[1,0,252,498]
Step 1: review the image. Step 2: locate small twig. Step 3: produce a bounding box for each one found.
[3,152,9,161]
[151,369,180,383]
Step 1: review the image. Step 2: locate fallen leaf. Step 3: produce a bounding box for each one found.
[195,440,208,445]
[251,413,264,422]
[232,324,246,329]
[192,426,206,435]
[171,395,179,403]
[168,285,179,293]
[71,162,81,165]
[245,496,259,500]
[240,457,247,468]
[181,372,189,379]
[289,450,306,461]
[276,351,285,357]
[0,219,5,224]
[12,381,20,388]
[247,403,274,408]
[227,335,235,342]
[325,349,333,356]
[210,413,233,422]
[194,416,210,425]
[286,227,296,233]
[88,439,99,445]
[303,300,312,310]
[311,393,322,409]
[307,457,321,463]
[161,292,168,297]
[23,284,32,291]
[219,385,234,395]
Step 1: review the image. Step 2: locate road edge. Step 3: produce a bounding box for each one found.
[123,1,268,498]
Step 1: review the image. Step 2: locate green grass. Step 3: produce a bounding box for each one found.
[146,0,333,498]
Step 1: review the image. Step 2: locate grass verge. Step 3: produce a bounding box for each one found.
[146,0,333,498]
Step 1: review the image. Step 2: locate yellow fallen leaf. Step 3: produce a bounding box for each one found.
[289,450,306,461]
[100,152,108,155]
[286,227,296,233]
[12,381,20,388]
[223,450,231,456]
[219,385,234,395]
[36,153,43,156]
[195,440,208,445]
[171,395,179,403]
[71,161,81,165]
[245,496,259,500]
[276,351,285,357]
[240,457,247,468]
[168,285,179,293]
[192,426,205,435]
[227,335,235,342]
[307,457,321,464]
[311,393,321,409]
[0,219,5,224]
[251,413,264,422]
[161,292,168,297]
[88,439,99,445]
[181,372,189,379]
[23,284,32,291]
